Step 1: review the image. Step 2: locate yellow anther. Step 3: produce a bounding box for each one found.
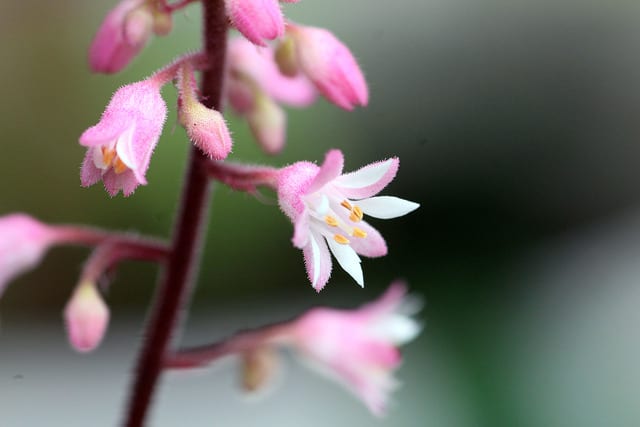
[340,200,353,211]
[352,227,367,238]
[113,157,128,174]
[101,147,116,166]
[352,206,363,221]
[333,234,350,245]
[324,215,339,227]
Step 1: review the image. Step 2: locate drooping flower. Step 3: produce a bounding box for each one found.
[280,24,368,110]
[64,281,110,353]
[289,282,421,415]
[277,150,419,290]
[226,37,316,154]
[80,79,167,197]
[89,0,174,74]
[226,0,285,47]
[0,214,57,297]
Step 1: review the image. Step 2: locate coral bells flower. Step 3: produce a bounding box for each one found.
[277,150,419,290]
[282,24,369,110]
[89,0,173,74]
[80,79,167,197]
[291,282,421,415]
[226,0,284,46]
[0,214,56,297]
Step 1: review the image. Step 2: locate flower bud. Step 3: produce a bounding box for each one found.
[287,24,368,110]
[240,346,279,392]
[64,282,110,353]
[89,0,154,74]
[152,10,173,36]
[274,37,298,77]
[247,93,286,155]
[179,101,233,160]
[226,0,284,46]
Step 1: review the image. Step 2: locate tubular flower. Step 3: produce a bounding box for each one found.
[227,37,316,154]
[80,79,167,197]
[226,0,284,47]
[277,150,419,290]
[0,214,57,297]
[290,282,421,415]
[89,0,173,74]
[282,24,368,110]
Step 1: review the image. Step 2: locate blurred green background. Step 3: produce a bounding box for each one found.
[3,0,640,426]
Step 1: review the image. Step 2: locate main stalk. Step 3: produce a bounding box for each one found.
[123,2,228,425]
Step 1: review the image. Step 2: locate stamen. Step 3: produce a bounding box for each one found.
[101,147,116,166]
[113,157,128,174]
[324,215,339,227]
[340,200,353,210]
[352,206,363,221]
[351,227,367,238]
[333,234,350,245]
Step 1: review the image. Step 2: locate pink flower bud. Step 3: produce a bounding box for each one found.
[247,93,286,155]
[288,24,369,110]
[0,214,56,297]
[80,79,167,197]
[64,282,110,353]
[89,0,154,74]
[179,101,233,160]
[291,282,421,415]
[226,0,284,46]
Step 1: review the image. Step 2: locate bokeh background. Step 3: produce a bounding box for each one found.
[3,0,640,425]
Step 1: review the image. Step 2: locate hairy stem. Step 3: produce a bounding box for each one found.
[123,1,227,425]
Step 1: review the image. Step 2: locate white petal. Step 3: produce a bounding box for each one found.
[373,315,421,345]
[326,238,363,286]
[92,147,108,170]
[335,159,393,189]
[309,233,322,287]
[114,126,137,169]
[357,196,419,219]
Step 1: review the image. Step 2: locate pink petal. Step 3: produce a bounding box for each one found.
[347,221,388,258]
[359,281,408,318]
[79,114,129,147]
[291,211,310,248]
[307,149,344,194]
[80,148,104,188]
[333,157,399,200]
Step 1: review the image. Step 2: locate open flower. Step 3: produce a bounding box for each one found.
[290,282,421,415]
[80,79,167,197]
[277,149,419,290]
[0,214,57,297]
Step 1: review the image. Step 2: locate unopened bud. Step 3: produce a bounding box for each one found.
[247,93,286,155]
[64,282,110,353]
[240,346,279,392]
[275,37,298,77]
[179,101,233,160]
[152,10,173,36]
[124,7,153,47]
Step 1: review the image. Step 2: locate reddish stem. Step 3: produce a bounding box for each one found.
[122,1,228,426]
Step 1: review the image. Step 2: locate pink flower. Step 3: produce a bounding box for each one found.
[64,282,110,353]
[277,150,419,290]
[226,0,285,46]
[80,79,167,197]
[89,0,154,74]
[285,24,368,110]
[0,214,56,297]
[290,282,421,415]
[227,37,316,153]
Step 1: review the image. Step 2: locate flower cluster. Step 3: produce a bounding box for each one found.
[0,0,423,421]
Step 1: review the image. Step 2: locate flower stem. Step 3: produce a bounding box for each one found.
[122,1,227,426]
